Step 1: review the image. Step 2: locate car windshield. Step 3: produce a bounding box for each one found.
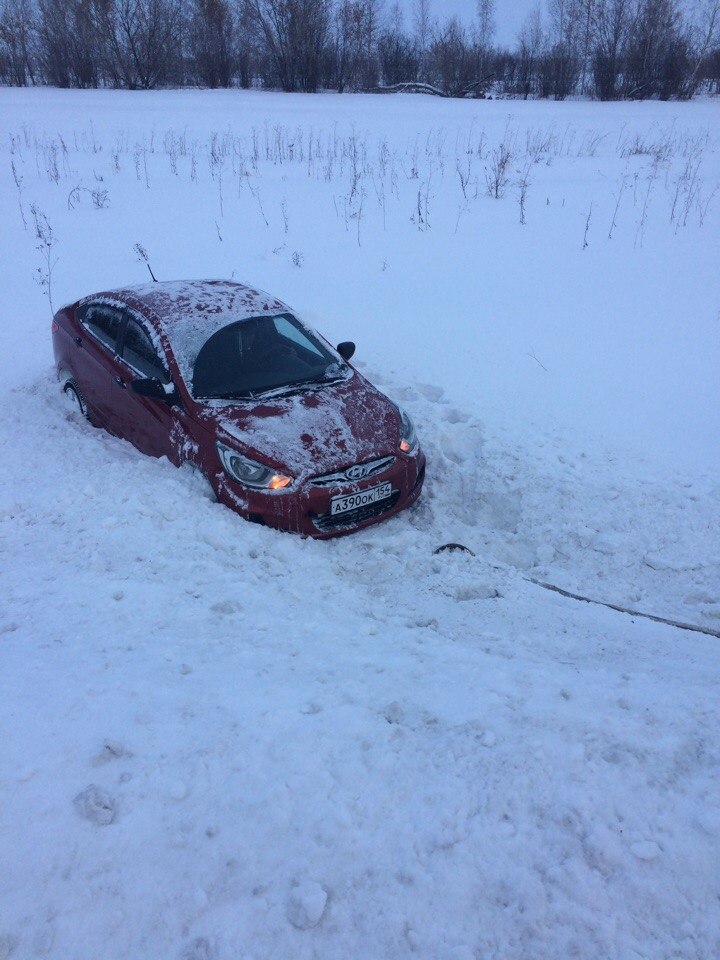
[192,313,347,400]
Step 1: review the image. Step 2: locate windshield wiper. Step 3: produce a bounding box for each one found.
[253,370,347,400]
[204,390,256,400]
[203,366,350,403]
[284,364,349,392]
[253,382,318,400]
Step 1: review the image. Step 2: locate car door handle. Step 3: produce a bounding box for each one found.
[113,376,127,389]
[73,336,83,347]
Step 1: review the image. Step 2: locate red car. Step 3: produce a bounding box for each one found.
[52,280,425,537]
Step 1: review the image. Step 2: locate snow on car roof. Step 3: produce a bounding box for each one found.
[92,279,292,383]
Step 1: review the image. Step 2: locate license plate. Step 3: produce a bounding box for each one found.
[330,482,392,516]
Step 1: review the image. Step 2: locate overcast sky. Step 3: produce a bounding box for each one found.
[396,0,539,46]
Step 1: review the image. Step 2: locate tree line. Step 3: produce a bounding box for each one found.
[1,0,719,99]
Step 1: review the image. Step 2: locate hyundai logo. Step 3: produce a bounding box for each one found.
[345,464,368,481]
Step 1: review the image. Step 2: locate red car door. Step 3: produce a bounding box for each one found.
[73,303,125,431]
[110,313,182,462]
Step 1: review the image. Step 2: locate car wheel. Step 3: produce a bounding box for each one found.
[63,379,88,418]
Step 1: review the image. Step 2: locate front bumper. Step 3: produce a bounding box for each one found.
[216,451,426,538]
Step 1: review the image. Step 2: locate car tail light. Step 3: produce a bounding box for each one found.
[51,321,59,333]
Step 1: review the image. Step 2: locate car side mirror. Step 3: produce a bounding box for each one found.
[130,377,176,402]
[337,341,355,361]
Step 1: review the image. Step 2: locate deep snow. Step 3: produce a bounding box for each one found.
[0,89,719,960]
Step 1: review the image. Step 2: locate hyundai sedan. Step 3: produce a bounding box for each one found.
[51,280,425,537]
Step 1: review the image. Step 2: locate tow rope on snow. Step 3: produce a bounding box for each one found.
[433,544,720,639]
[527,578,720,639]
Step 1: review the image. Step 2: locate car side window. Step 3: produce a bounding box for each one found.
[80,303,122,353]
[122,318,168,381]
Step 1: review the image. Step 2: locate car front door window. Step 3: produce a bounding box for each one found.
[111,316,179,460]
[122,318,168,381]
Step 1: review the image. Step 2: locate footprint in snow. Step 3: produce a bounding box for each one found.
[630,840,661,861]
[696,809,720,836]
[73,785,117,826]
[300,702,322,715]
[536,543,556,565]
[91,739,129,766]
[454,583,499,601]
[443,407,471,424]
[168,780,188,800]
[493,539,536,569]
[181,937,213,960]
[384,701,404,724]
[33,924,55,956]
[415,382,445,403]
[440,436,466,465]
[210,599,241,616]
[287,880,328,930]
[0,935,16,960]
[686,591,717,605]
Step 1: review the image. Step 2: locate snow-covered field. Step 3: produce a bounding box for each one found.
[1,89,719,960]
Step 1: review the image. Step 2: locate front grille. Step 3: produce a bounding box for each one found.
[312,490,401,532]
[310,455,395,488]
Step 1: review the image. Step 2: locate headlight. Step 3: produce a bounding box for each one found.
[216,441,293,490]
[398,407,418,454]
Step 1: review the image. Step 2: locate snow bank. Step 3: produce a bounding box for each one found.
[1,89,718,960]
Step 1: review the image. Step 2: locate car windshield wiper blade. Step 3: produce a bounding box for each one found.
[254,373,343,399]
[208,366,350,402]
[206,390,257,400]
[284,365,349,392]
[253,382,318,399]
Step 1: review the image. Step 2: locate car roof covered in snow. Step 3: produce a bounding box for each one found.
[83,279,293,384]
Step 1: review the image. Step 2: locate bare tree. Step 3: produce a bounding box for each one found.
[413,0,432,79]
[683,0,720,95]
[234,1,258,87]
[475,0,495,86]
[517,5,545,98]
[576,0,597,91]
[592,0,631,98]
[357,0,384,87]
[332,0,367,90]
[96,0,184,89]
[428,15,474,95]
[477,0,495,50]
[188,0,235,87]
[700,42,720,90]
[378,7,417,84]
[0,0,37,85]
[624,0,690,99]
[542,0,582,97]
[548,0,582,47]
[37,0,99,87]
[246,0,331,91]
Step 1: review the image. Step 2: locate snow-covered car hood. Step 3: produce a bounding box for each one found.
[198,373,401,478]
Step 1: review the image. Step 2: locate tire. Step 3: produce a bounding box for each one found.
[63,379,88,419]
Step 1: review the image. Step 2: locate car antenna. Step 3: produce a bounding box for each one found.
[133,242,158,282]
